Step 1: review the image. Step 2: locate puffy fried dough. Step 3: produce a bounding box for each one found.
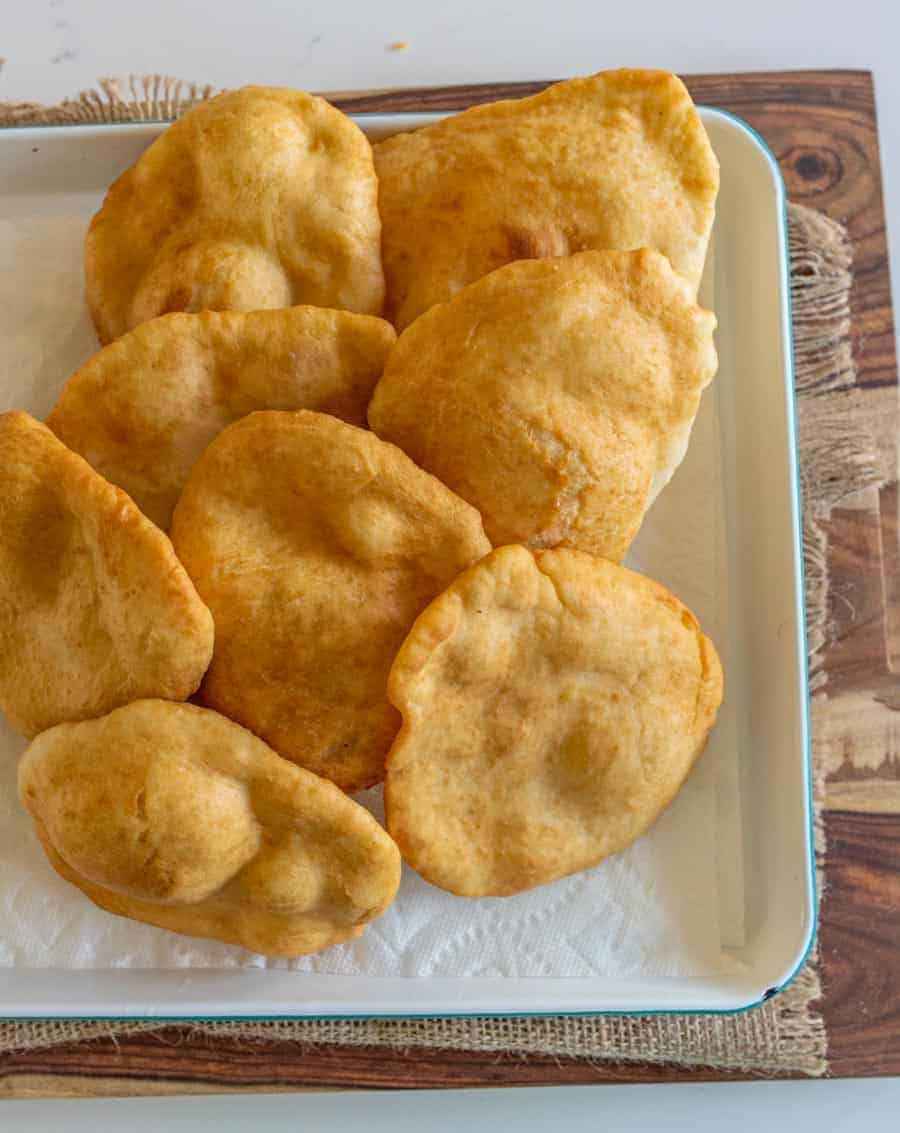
[86,86,384,343]
[19,700,401,956]
[368,250,717,562]
[47,306,396,529]
[0,413,213,737]
[385,545,723,897]
[374,69,718,327]
[171,410,491,792]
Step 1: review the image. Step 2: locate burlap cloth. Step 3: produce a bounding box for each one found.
[0,78,887,1078]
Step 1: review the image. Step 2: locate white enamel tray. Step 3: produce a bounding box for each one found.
[0,108,813,1018]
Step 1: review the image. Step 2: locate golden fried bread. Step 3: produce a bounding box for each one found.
[85,86,384,343]
[374,69,718,327]
[47,306,396,529]
[19,700,401,956]
[385,545,723,897]
[0,413,213,737]
[170,410,491,792]
[368,250,717,562]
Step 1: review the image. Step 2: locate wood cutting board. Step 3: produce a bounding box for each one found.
[0,68,897,1095]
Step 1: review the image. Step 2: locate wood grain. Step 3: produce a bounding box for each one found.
[819,811,900,1077]
[0,1033,782,1094]
[1,68,897,1095]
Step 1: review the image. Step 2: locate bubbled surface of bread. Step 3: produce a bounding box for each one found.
[385,545,723,897]
[18,701,401,956]
[0,413,213,738]
[368,249,717,562]
[171,410,491,792]
[85,86,385,343]
[374,69,719,328]
[47,306,396,529]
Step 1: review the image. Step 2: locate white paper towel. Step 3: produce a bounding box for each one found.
[0,214,743,979]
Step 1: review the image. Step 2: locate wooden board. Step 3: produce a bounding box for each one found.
[1,69,896,1094]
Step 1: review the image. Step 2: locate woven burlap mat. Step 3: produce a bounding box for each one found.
[0,79,888,1078]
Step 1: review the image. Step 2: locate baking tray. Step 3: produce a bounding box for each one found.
[0,108,813,1017]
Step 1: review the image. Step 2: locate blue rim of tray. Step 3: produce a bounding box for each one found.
[0,106,815,1022]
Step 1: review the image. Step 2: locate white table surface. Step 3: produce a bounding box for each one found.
[5,1080,900,1130]
[2,0,898,1124]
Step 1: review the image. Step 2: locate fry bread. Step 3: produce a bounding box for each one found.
[171,410,491,792]
[20,700,401,956]
[368,250,717,561]
[48,306,396,529]
[86,86,384,342]
[385,545,723,897]
[0,413,213,737]
[374,69,718,327]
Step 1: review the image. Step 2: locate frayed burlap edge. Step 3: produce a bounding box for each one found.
[0,76,215,126]
[0,87,885,1078]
